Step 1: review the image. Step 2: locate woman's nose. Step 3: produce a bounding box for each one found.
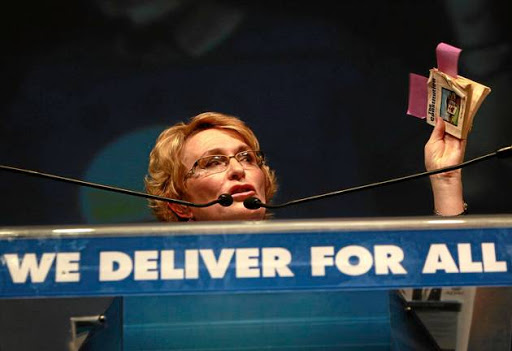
[226,157,245,179]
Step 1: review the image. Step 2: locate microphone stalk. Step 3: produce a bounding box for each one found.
[244,145,512,210]
[0,164,233,208]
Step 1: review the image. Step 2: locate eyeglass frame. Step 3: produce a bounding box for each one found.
[184,150,266,179]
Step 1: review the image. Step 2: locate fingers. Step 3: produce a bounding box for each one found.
[445,133,467,161]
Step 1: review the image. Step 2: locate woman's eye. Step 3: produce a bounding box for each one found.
[238,152,253,163]
[202,156,225,168]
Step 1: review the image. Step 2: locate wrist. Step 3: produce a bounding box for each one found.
[434,202,468,216]
[430,175,465,216]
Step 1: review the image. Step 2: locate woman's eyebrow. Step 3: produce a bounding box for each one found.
[201,148,225,157]
[235,145,251,153]
[201,145,250,157]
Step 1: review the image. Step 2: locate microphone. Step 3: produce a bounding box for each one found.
[0,164,233,208]
[216,193,234,207]
[243,197,263,210]
[244,145,512,210]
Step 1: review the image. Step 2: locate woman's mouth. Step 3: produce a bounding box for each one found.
[229,184,256,201]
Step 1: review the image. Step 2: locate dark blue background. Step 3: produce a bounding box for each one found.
[1,0,511,225]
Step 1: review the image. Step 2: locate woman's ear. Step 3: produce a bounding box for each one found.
[168,202,193,220]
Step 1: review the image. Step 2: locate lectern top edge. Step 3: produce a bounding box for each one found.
[1,214,511,239]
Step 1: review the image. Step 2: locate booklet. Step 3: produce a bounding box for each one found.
[426,68,491,139]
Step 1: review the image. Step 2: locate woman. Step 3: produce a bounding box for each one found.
[146,112,466,221]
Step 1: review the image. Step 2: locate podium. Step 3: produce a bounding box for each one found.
[1,215,512,350]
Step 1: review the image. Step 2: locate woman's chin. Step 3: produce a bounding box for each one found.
[191,202,266,221]
[226,203,266,221]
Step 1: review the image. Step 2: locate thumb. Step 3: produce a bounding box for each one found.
[429,116,446,142]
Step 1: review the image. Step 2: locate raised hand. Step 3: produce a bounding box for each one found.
[424,116,467,215]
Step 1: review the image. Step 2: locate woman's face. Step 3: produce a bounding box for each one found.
[174,128,267,221]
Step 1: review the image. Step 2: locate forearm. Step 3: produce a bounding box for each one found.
[430,171,465,216]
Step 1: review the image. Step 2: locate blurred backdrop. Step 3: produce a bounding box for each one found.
[1,0,511,226]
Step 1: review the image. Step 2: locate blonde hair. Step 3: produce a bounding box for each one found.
[145,112,278,221]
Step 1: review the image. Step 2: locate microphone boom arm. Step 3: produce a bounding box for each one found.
[0,165,233,208]
[247,145,512,210]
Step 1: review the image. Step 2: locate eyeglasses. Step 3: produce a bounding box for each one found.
[185,150,265,179]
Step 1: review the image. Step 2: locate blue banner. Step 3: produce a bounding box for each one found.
[1,226,512,297]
